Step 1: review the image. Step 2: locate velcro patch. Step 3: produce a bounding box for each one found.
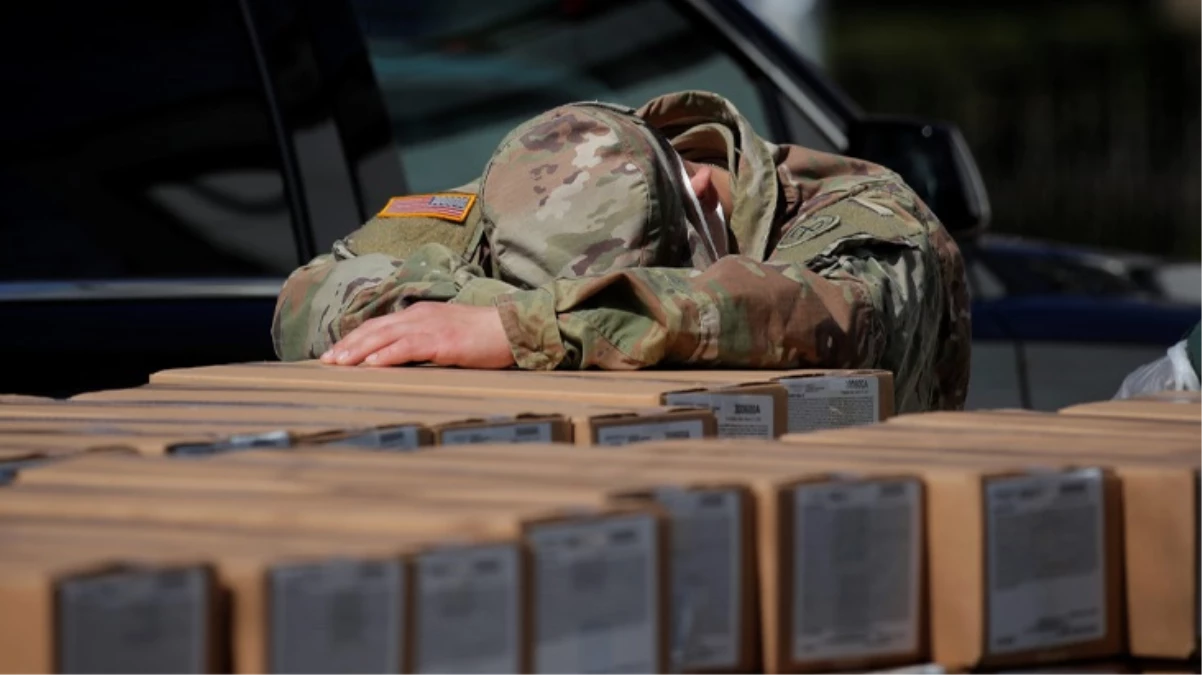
[777,214,841,249]
[377,192,477,223]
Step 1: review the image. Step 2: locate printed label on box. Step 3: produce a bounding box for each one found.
[416,544,521,674]
[779,376,880,433]
[651,487,743,670]
[595,419,708,446]
[527,514,660,673]
[58,567,209,674]
[985,468,1107,654]
[441,422,554,445]
[325,425,423,451]
[793,478,922,661]
[664,393,774,439]
[270,559,405,673]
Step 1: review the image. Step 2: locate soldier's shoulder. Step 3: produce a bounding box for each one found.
[345,180,483,258]
[773,179,936,263]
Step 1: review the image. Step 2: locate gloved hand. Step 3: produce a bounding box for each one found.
[1113,338,1201,399]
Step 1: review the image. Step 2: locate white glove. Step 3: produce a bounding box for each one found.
[1113,339,1201,399]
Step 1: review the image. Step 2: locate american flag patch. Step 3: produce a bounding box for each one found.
[377,192,476,223]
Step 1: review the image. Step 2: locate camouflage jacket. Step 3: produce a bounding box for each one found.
[272,91,970,412]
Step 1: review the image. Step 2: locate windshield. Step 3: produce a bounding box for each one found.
[350,0,774,193]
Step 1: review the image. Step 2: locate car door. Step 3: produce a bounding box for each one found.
[0,0,403,397]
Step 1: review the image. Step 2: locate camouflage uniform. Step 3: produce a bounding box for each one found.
[272,91,971,412]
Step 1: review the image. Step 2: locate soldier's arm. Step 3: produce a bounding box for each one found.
[483,188,945,380]
[271,242,509,361]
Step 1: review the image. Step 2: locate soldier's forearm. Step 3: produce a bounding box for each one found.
[493,254,890,370]
[271,253,401,360]
[272,244,485,360]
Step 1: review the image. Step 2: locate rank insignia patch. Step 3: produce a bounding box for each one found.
[377,192,477,223]
[777,214,841,249]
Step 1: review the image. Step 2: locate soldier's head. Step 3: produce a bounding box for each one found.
[479,101,729,289]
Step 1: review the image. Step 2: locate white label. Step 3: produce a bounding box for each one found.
[793,479,922,661]
[985,469,1107,654]
[651,488,742,671]
[595,419,707,446]
[780,376,881,433]
[415,545,521,674]
[324,425,422,451]
[58,567,209,674]
[440,422,554,445]
[270,558,405,674]
[664,393,774,439]
[872,665,945,674]
[527,514,661,674]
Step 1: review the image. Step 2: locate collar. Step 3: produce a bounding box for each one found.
[637,90,780,260]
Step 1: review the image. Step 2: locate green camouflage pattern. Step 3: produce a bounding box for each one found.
[272,90,971,412]
[481,102,706,288]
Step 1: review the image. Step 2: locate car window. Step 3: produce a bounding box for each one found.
[0,1,301,282]
[350,0,772,194]
[779,96,839,153]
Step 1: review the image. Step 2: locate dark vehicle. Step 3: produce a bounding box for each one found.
[2,0,989,397]
[966,234,1199,410]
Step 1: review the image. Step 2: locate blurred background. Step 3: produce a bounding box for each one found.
[744,0,1201,262]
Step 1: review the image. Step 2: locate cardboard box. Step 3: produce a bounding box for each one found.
[0,482,669,675]
[148,361,790,438]
[20,451,747,673]
[1060,399,1202,424]
[619,440,1128,672]
[219,446,925,673]
[77,384,718,446]
[0,429,282,458]
[777,433,1200,660]
[388,445,928,674]
[0,547,220,674]
[21,451,711,667]
[29,517,536,675]
[533,368,896,432]
[0,403,424,450]
[789,424,1199,461]
[0,400,574,450]
[2,521,415,674]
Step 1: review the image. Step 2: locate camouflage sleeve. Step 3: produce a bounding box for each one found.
[271,242,511,361]
[486,188,950,411]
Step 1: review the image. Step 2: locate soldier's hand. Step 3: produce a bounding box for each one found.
[321,303,516,369]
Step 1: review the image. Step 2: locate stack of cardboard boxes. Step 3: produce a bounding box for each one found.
[0,362,1196,673]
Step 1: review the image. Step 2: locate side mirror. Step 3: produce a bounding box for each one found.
[846,116,991,239]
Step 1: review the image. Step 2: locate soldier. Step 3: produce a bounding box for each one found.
[273,91,971,412]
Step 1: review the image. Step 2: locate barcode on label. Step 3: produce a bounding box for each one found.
[270,559,404,673]
[780,376,881,433]
[58,567,209,674]
[416,545,521,674]
[527,515,661,673]
[792,479,922,661]
[985,469,1107,654]
[441,422,554,445]
[664,393,774,439]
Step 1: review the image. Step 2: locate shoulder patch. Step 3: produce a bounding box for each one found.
[378,192,477,224]
[777,214,840,250]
